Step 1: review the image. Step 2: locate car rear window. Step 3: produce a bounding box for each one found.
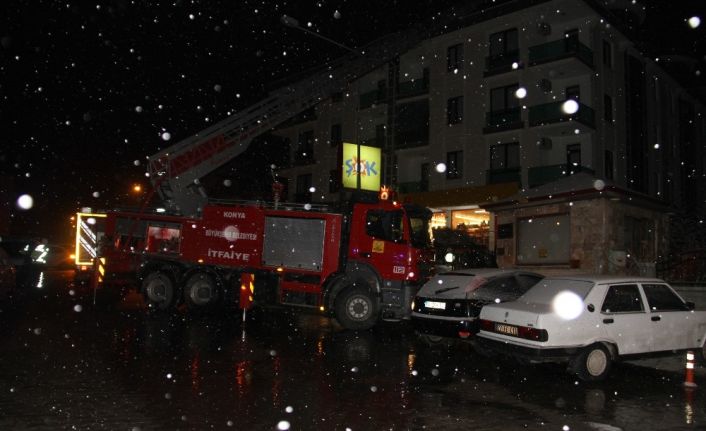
[469,276,524,302]
[518,279,594,304]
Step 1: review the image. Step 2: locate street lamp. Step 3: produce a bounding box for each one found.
[280,15,363,56]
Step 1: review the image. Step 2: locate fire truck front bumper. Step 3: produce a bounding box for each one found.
[380,280,422,321]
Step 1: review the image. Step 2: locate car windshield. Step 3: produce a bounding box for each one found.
[518,279,594,304]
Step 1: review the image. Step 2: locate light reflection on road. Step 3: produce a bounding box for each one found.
[0,272,703,430]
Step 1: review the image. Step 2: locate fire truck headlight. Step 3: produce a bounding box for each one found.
[410,299,415,310]
[407,271,415,279]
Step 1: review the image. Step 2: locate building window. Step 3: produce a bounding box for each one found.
[566,85,580,101]
[446,151,463,179]
[330,124,342,147]
[447,43,463,72]
[295,173,312,202]
[420,163,430,191]
[602,40,613,68]
[447,96,463,125]
[566,143,581,169]
[490,84,520,112]
[564,29,579,50]
[605,150,614,180]
[296,130,314,163]
[489,28,518,57]
[375,124,386,147]
[329,169,340,193]
[604,94,613,122]
[490,143,519,170]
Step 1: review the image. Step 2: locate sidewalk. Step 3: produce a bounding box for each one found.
[625,354,705,383]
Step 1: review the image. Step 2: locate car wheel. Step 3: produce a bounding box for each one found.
[183,272,220,311]
[571,343,612,382]
[142,271,177,311]
[335,285,379,330]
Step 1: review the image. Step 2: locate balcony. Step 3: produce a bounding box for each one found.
[483,107,523,134]
[397,79,429,99]
[484,50,521,77]
[487,167,521,185]
[359,89,387,109]
[528,164,595,188]
[528,36,594,69]
[528,100,595,129]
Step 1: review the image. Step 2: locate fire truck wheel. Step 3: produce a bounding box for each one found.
[184,273,220,309]
[334,286,379,331]
[142,271,177,311]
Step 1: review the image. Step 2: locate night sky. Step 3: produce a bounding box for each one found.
[1,0,705,243]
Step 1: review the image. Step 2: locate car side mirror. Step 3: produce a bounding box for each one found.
[686,301,695,311]
[587,304,595,313]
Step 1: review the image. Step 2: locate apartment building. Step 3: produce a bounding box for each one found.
[272,0,706,274]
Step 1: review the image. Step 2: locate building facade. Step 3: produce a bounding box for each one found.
[272,0,706,274]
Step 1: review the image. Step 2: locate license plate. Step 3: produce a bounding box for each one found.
[495,323,518,336]
[424,300,446,310]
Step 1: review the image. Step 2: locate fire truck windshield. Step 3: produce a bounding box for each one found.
[404,204,432,249]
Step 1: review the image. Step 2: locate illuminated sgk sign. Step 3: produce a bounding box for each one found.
[342,142,381,191]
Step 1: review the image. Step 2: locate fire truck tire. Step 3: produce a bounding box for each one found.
[142,271,177,311]
[183,273,220,310]
[334,286,379,331]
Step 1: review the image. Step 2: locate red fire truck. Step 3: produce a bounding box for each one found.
[86,25,441,329]
[96,195,433,329]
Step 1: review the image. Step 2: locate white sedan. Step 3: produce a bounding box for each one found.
[476,276,706,381]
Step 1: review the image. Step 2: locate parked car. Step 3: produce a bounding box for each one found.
[0,245,17,300]
[476,276,706,381]
[0,238,40,288]
[411,268,544,344]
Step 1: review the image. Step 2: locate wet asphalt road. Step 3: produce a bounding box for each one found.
[0,271,704,431]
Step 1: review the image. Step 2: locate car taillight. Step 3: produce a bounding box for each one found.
[479,319,494,332]
[479,319,548,342]
[518,326,548,342]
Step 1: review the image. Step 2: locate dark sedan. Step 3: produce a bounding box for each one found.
[412,268,543,344]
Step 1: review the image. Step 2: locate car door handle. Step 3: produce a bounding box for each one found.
[603,318,614,324]
[651,316,661,322]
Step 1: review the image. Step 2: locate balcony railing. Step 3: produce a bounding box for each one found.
[528,100,595,128]
[483,107,523,133]
[359,89,387,109]
[487,167,521,185]
[528,37,593,68]
[397,79,429,99]
[528,164,595,188]
[484,50,521,76]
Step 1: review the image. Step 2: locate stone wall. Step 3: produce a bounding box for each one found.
[493,197,669,276]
